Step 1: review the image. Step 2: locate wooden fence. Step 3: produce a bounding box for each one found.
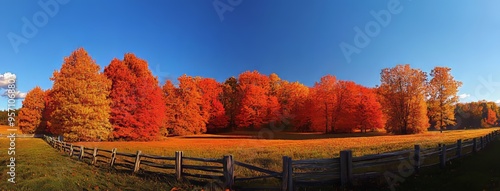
[43,130,499,191]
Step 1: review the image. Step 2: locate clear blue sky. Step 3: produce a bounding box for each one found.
[1,0,500,110]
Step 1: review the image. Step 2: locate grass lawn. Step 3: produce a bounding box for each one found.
[0,138,175,191]
[397,136,500,191]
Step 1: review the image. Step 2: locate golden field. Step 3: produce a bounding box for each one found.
[76,128,499,174]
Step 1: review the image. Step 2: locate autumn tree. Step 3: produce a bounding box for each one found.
[278,81,310,130]
[164,75,206,135]
[104,58,136,140]
[50,48,112,141]
[198,78,228,132]
[235,71,273,130]
[222,77,239,130]
[455,101,499,129]
[379,64,429,134]
[482,108,498,127]
[427,67,462,132]
[162,80,181,135]
[105,54,167,140]
[266,73,282,128]
[41,89,55,134]
[18,86,46,134]
[356,87,386,133]
[331,80,360,133]
[310,75,336,133]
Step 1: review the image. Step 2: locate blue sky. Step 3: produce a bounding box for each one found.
[1,0,500,110]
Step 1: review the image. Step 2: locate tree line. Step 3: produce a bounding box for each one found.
[15,48,498,141]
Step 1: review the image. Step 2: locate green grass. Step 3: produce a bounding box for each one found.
[0,138,176,191]
[396,137,500,191]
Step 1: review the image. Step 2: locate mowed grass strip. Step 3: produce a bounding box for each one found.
[77,128,499,178]
[0,138,174,191]
[397,136,500,191]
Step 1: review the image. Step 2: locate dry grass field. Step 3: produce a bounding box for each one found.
[76,128,499,180]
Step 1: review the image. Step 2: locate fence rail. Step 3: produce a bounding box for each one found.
[43,130,500,191]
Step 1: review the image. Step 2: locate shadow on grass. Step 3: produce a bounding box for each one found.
[179,131,389,140]
[397,137,500,191]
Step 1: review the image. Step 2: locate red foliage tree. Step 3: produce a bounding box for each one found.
[235,71,272,130]
[104,54,166,140]
[356,87,386,133]
[309,75,336,133]
[484,108,498,127]
[198,78,228,132]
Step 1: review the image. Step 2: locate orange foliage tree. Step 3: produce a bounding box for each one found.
[197,78,228,132]
[427,67,462,132]
[163,75,206,135]
[41,89,55,134]
[483,108,498,127]
[18,86,46,134]
[310,75,337,133]
[222,77,239,130]
[49,48,112,141]
[278,81,310,130]
[379,64,429,134]
[235,71,279,130]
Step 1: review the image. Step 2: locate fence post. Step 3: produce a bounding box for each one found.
[456,139,462,158]
[133,150,142,173]
[92,147,98,165]
[440,144,446,169]
[223,155,235,189]
[282,156,289,191]
[79,146,85,160]
[473,138,477,153]
[481,136,484,150]
[69,144,74,157]
[110,148,117,167]
[287,157,293,190]
[340,150,353,186]
[281,156,293,191]
[175,151,183,181]
[413,145,420,172]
